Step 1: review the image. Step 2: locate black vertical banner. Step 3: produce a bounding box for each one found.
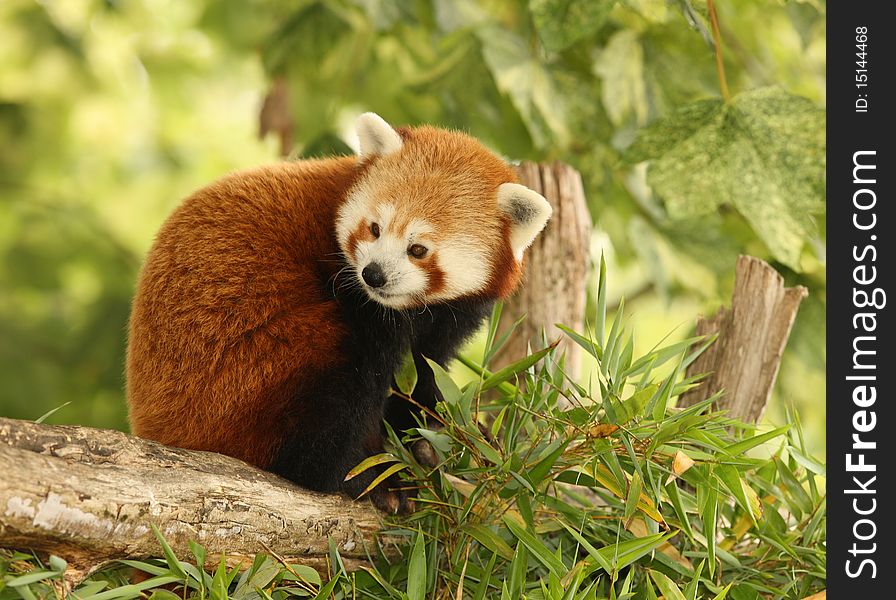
[828,3,894,595]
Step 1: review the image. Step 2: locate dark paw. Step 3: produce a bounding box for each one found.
[370,484,415,515]
[412,438,440,469]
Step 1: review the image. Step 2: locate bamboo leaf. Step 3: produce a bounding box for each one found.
[406,531,427,600]
[715,465,762,524]
[503,515,567,577]
[394,351,418,396]
[356,462,408,499]
[344,453,399,481]
[624,471,643,520]
[724,426,790,457]
[480,341,559,391]
[463,525,515,561]
[649,571,687,600]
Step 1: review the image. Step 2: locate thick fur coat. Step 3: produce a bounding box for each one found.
[126,114,551,512]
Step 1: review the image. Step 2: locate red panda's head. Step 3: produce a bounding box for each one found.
[336,113,552,310]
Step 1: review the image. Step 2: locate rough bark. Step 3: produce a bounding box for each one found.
[493,161,592,386]
[677,255,808,423]
[0,418,395,587]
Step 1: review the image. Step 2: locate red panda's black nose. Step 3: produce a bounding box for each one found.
[362,263,388,288]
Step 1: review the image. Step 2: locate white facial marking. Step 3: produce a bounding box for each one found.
[341,207,435,309]
[375,203,397,230]
[335,189,368,251]
[497,182,553,261]
[427,235,490,302]
[406,218,434,239]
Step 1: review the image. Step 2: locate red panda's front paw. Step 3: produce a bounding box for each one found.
[369,483,415,515]
[411,438,440,469]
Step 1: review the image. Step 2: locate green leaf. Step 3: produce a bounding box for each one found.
[34,402,71,424]
[234,556,280,600]
[455,354,518,397]
[613,384,660,424]
[529,0,617,52]
[775,458,813,516]
[503,515,567,577]
[406,530,427,600]
[5,571,59,587]
[472,436,503,465]
[593,30,648,126]
[47,555,67,573]
[74,581,110,598]
[480,341,558,391]
[624,471,643,520]
[344,453,399,481]
[210,556,238,600]
[788,446,826,476]
[559,522,676,575]
[150,523,186,579]
[187,541,205,571]
[664,481,695,541]
[700,485,718,576]
[648,571,687,600]
[312,576,341,600]
[506,542,528,599]
[724,426,790,457]
[463,524,515,561]
[394,351,418,396]
[569,463,665,524]
[624,87,825,269]
[356,462,408,499]
[85,577,183,600]
[472,552,498,600]
[714,465,762,524]
[556,324,603,360]
[416,428,452,453]
[527,438,570,485]
[477,26,570,148]
[424,358,461,404]
[595,253,608,346]
[281,564,321,586]
[683,559,705,600]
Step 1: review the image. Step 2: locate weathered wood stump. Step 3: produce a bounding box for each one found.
[678,255,808,423]
[492,161,592,384]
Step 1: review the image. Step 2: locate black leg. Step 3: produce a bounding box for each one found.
[385,352,444,436]
[272,381,413,514]
[385,300,493,436]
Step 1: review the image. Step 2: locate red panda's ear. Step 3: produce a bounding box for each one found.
[356,113,403,159]
[497,183,553,261]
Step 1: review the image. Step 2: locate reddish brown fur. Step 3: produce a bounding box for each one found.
[127,124,526,477]
[127,158,363,467]
[348,125,524,300]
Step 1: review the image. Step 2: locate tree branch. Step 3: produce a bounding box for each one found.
[0,418,396,587]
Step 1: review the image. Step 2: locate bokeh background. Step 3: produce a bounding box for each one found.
[0,0,826,455]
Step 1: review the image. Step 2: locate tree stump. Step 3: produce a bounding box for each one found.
[678,255,808,424]
[492,162,592,384]
[0,418,395,587]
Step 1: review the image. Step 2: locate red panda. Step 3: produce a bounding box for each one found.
[126,113,552,513]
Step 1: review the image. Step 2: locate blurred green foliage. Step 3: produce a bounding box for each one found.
[0,1,825,452]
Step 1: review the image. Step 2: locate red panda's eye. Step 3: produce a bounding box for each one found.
[370,222,380,238]
[408,244,428,259]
